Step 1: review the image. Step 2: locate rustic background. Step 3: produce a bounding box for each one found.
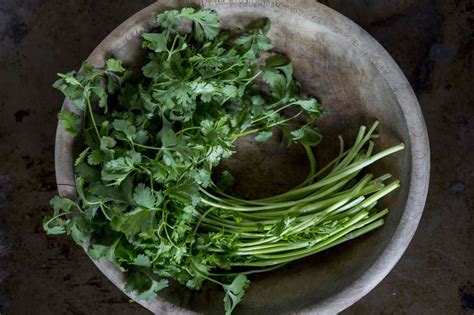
[0,0,472,314]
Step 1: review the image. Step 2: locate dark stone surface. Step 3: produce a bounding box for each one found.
[0,0,472,314]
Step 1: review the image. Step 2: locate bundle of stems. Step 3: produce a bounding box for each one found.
[195,122,404,271]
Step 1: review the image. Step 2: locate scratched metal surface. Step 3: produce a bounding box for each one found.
[0,0,472,314]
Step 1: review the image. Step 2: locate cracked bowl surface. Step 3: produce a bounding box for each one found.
[54,0,430,313]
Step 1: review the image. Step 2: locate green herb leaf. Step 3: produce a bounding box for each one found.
[292,98,322,114]
[106,58,126,73]
[254,130,273,142]
[223,275,250,315]
[290,125,322,146]
[142,33,168,53]
[58,110,81,136]
[87,149,103,165]
[133,254,152,267]
[133,183,162,208]
[101,157,135,186]
[180,8,220,41]
[112,207,156,237]
[88,243,117,261]
[134,279,169,301]
[70,222,89,246]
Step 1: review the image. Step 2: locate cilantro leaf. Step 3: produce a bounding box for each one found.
[106,58,126,73]
[165,177,200,205]
[234,19,273,58]
[112,119,136,141]
[142,33,168,53]
[133,183,162,208]
[50,196,77,214]
[43,196,78,235]
[254,130,273,142]
[88,242,117,261]
[134,279,169,301]
[292,98,322,114]
[43,223,67,235]
[100,136,116,158]
[133,254,152,267]
[112,207,156,237]
[101,157,135,186]
[58,110,81,136]
[53,73,86,111]
[156,9,181,30]
[290,125,322,146]
[180,8,220,41]
[93,86,108,109]
[75,148,90,167]
[87,149,103,165]
[223,275,250,315]
[70,221,89,246]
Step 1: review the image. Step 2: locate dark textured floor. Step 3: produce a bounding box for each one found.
[0,0,472,314]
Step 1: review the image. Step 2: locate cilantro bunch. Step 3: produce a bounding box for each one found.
[44,8,404,314]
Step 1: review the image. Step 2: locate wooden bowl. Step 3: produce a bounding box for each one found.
[54,0,430,313]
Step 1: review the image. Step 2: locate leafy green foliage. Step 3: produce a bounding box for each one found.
[106,58,126,73]
[291,125,323,146]
[58,110,81,136]
[223,275,250,315]
[43,196,77,234]
[134,279,169,301]
[180,7,220,41]
[254,130,273,142]
[45,7,401,315]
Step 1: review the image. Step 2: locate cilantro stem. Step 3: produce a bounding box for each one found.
[99,204,112,221]
[189,258,225,287]
[208,263,287,277]
[230,217,386,267]
[250,102,295,125]
[177,126,201,135]
[86,95,101,140]
[232,108,304,143]
[208,63,241,78]
[252,143,404,203]
[44,212,69,226]
[134,143,162,151]
[302,144,316,185]
[234,128,259,139]
[167,35,179,61]
[232,211,371,256]
[245,70,262,85]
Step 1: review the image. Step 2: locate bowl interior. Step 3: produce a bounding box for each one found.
[67,2,414,314]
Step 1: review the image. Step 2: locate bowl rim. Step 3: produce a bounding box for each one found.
[54,0,430,313]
